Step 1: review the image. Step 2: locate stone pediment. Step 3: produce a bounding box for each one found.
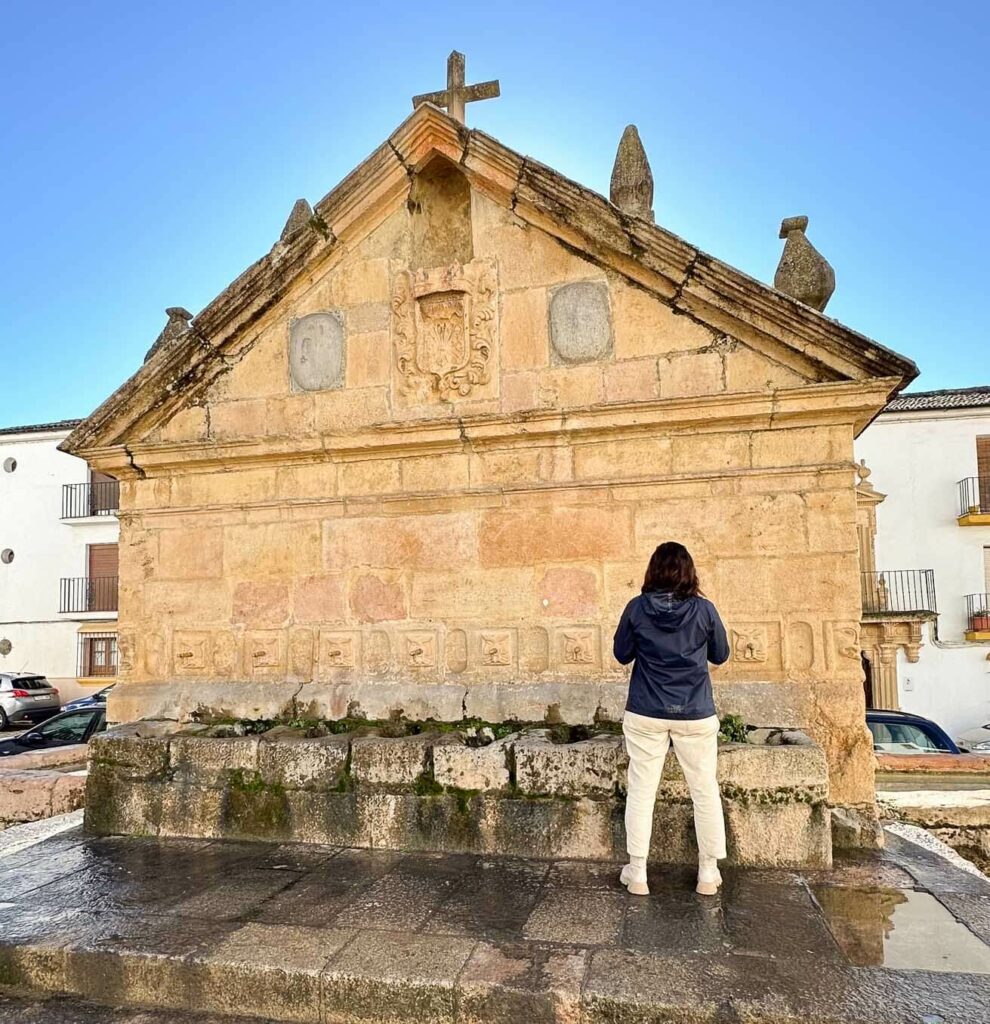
[61,103,917,467]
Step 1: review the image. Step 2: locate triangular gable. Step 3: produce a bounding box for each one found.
[62,104,917,459]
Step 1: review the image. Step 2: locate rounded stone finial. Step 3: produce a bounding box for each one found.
[610,125,654,223]
[773,215,835,312]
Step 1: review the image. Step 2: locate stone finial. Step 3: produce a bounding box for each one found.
[774,216,835,312]
[855,459,874,490]
[280,198,313,242]
[144,307,194,363]
[610,125,654,223]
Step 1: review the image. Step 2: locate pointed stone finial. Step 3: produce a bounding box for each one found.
[610,125,654,223]
[774,216,835,312]
[144,307,194,363]
[280,198,313,242]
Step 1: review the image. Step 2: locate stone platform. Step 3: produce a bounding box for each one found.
[86,722,831,867]
[1,823,989,1023]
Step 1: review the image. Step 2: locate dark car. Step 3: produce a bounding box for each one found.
[63,683,115,712]
[0,707,106,757]
[0,673,61,729]
[867,709,961,755]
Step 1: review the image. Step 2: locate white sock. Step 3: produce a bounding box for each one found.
[630,855,647,870]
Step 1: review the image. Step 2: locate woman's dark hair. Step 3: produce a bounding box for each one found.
[642,541,702,598]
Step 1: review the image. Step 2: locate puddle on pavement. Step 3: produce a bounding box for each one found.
[814,885,990,973]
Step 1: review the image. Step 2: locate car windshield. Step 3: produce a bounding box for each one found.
[869,720,951,754]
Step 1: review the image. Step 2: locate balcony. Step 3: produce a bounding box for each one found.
[861,570,937,616]
[957,477,990,525]
[62,480,120,519]
[59,576,118,614]
[965,593,990,641]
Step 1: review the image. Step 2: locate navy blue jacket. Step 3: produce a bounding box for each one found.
[614,591,730,720]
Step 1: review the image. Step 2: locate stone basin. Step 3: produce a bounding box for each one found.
[85,721,832,867]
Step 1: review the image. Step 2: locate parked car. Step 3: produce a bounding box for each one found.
[0,673,61,729]
[0,706,106,757]
[63,683,115,712]
[867,709,961,755]
[956,722,990,753]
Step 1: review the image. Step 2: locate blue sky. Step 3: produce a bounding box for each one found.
[1,1,986,427]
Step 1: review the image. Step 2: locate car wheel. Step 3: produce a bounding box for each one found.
[0,708,8,730]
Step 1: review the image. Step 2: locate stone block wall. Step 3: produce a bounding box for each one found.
[86,725,832,868]
[101,175,881,817]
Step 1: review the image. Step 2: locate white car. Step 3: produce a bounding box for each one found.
[955,722,990,753]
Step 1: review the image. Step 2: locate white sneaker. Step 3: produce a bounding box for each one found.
[696,858,722,896]
[619,863,650,895]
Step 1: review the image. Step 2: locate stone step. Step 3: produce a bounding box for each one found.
[1,916,985,1024]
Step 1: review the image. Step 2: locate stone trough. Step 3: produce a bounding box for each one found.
[87,720,831,867]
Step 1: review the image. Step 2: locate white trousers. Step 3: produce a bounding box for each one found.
[622,711,727,861]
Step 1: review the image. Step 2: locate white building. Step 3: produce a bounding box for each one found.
[856,386,990,739]
[0,421,119,704]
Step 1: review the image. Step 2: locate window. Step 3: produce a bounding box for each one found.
[979,436,990,511]
[868,720,951,754]
[77,632,118,678]
[34,711,98,744]
[85,544,119,612]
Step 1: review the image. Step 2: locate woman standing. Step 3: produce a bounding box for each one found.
[613,541,730,896]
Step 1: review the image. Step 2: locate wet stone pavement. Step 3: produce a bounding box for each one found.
[0,827,988,1022]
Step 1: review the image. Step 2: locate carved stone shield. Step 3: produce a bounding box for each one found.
[392,258,497,404]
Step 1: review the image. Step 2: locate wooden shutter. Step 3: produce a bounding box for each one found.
[88,544,118,577]
[978,437,990,513]
[86,545,118,612]
[978,436,990,479]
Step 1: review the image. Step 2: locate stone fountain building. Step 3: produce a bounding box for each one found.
[64,64,917,851]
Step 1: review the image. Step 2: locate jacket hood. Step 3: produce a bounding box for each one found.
[640,591,695,631]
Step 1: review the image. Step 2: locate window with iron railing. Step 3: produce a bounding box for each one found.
[61,480,120,518]
[861,570,937,615]
[76,632,118,677]
[965,594,990,634]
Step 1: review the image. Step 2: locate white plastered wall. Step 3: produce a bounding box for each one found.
[0,429,119,702]
[857,407,990,738]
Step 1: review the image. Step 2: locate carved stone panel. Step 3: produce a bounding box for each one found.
[732,628,767,663]
[289,311,345,392]
[402,631,437,669]
[557,627,600,668]
[727,622,783,673]
[174,631,211,674]
[549,281,612,364]
[319,631,360,675]
[246,631,285,678]
[392,258,497,406]
[479,631,513,668]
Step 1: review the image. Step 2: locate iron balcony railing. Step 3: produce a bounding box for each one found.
[957,476,990,517]
[861,570,937,616]
[965,593,990,633]
[61,480,120,519]
[59,576,118,614]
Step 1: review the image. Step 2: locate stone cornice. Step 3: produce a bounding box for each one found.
[84,378,895,479]
[62,104,917,461]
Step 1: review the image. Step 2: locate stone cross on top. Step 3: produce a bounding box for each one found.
[412,51,500,124]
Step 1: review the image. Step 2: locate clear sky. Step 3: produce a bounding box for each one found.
[1,0,986,428]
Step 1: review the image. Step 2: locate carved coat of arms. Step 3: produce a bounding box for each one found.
[392,258,497,404]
